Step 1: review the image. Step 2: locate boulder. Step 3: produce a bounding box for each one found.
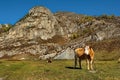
[54,47,74,59]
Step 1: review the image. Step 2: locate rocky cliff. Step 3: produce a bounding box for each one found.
[0,6,120,60]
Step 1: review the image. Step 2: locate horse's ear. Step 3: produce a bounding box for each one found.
[89,45,92,49]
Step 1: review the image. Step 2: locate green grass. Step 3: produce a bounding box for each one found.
[0,60,120,80]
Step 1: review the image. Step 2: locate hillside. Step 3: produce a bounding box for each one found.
[0,6,120,60]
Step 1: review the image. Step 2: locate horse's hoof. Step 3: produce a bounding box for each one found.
[89,70,96,73]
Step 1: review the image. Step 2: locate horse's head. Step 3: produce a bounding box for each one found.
[84,45,90,55]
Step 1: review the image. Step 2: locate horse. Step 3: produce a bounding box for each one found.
[74,45,94,70]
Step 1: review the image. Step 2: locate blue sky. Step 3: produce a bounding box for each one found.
[0,0,120,24]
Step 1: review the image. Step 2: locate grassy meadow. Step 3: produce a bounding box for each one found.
[0,60,120,80]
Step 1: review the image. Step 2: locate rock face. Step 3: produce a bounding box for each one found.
[8,6,57,40]
[0,6,120,60]
[0,7,54,59]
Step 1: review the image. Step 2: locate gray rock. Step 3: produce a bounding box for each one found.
[39,53,57,60]
[54,47,74,59]
[96,31,106,41]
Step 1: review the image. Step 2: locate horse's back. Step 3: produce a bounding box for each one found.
[75,48,84,56]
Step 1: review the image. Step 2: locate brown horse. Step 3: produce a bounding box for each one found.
[74,45,94,70]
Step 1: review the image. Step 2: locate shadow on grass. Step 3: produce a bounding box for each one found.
[65,66,82,70]
[0,61,2,63]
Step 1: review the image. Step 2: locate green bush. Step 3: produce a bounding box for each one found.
[99,14,115,19]
[70,32,79,39]
[3,26,11,32]
[80,16,94,24]
[0,24,13,33]
[80,27,94,37]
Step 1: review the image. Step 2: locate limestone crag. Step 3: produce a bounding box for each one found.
[8,6,57,40]
[0,6,120,60]
[0,6,62,59]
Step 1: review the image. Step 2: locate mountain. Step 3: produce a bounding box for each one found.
[0,6,120,60]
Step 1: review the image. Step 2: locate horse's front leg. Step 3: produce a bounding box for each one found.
[90,59,93,70]
[86,59,90,70]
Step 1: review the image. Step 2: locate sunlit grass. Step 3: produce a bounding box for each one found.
[0,60,120,80]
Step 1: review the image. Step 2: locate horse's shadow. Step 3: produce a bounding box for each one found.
[65,66,82,70]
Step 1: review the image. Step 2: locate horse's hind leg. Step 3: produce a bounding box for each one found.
[74,55,77,68]
[79,58,82,69]
[87,59,90,70]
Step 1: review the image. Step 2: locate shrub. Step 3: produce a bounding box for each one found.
[79,16,94,24]
[99,14,115,19]
[70,32,79,39]
[0,24,13,33]
[3,26,11,32]
[80,27,94,37]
